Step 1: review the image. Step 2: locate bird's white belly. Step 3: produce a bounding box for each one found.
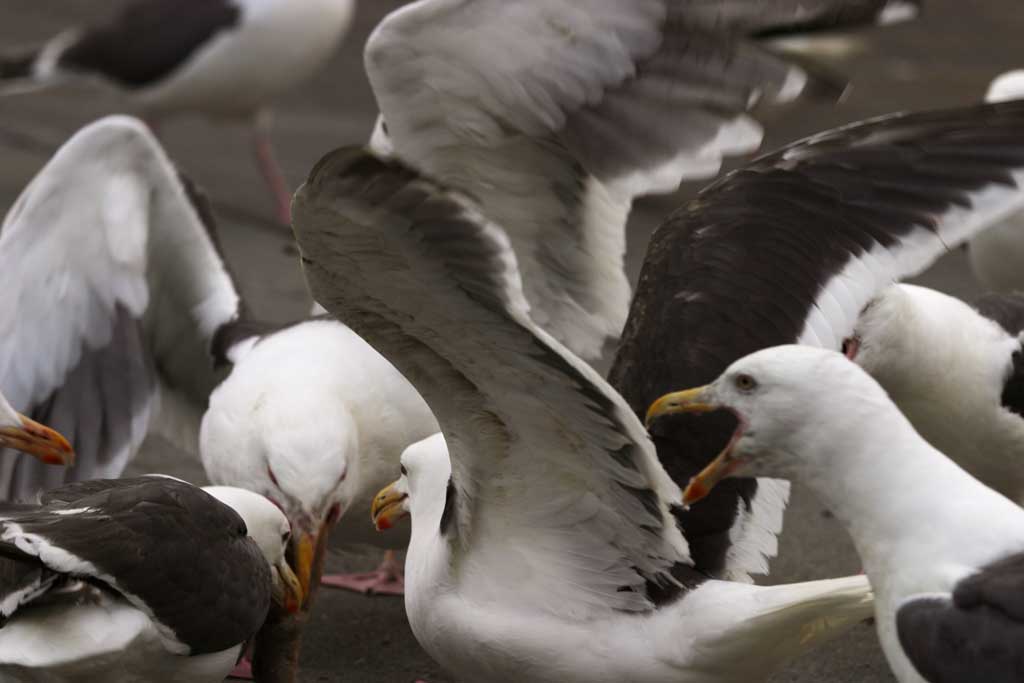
[0,600,240,683]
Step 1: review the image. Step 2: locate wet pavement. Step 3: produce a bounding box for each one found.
[2,2,1023,681]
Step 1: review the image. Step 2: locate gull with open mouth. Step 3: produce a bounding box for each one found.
[647,344,1024,683]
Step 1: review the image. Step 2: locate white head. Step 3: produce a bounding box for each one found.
[371,432,450,532]
[986,70,1024,103]
[0,389,74,466]
[646,345,900,503]
[203,485,303,613]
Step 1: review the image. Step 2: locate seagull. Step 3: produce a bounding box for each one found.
[842,285,1024,503]
[0,0,357,224]
[292,146,875,683]
[967,69,1024,291]
[609,100,1024,574]
[2,115,439,611]
[363,0,916,361]
[647,344,1024,683]
[0,476,301,682]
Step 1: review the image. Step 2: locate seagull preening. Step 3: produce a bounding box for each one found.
[647,344,1024,683]
[0,476,300,682]
[363,0,914,362]
[292,147,874,683]
[0,0,357,224]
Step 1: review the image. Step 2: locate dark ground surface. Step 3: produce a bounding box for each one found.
[2,2,1023,682]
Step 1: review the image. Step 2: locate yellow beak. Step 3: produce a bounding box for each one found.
[645,385,745,507]
[645,386,718,428]
[272,557,304,614]
[371,481,408,531]
[0,414,74,466]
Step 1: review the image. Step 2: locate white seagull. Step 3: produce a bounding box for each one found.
[0,476,301,682]
[363,0,916,361]
[648,344,1024,683]
[967,69,1024,291]
[1,115,438,610]
[292,147,874,683]
[0,0,357,224]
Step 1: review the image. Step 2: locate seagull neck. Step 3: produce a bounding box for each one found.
[794,406,984,573]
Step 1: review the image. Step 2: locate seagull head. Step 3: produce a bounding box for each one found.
[646,345,889,506]
[0,389,73,466]
[203,486,304,615]
[201,393,358,611]
[372,432,448,532]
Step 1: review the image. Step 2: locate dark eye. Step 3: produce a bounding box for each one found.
[400,465,407,476]
[267,467,279,487]
[381,120,389,135]
[281,529,291,544]
[735,374,757,392]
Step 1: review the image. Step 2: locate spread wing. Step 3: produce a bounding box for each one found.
[365,0,877,359]
[0,116,241,500]
[294,148,700,618]
[611,100,1024,577]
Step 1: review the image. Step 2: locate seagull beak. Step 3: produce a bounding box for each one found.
[371,481,408,531]
[645,386,748,507]
[0,414,74,466]
[272,557,304,614]
[645,385,718,428]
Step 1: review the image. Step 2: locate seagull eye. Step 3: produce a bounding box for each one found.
[735,374,757,392]
[281,530,291,544]
[267,467,279,487]
[381,120,389,135]
[400,465,407,476]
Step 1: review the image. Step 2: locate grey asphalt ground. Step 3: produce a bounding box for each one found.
[2,2,1023,682]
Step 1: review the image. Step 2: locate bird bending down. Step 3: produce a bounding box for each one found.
[0,0,357,224]
[649,344,1024,683]
[844,285,1024,504]
[0,388,73,468]
[363,0,914,361]
[292,147,873,683]
[0,476,300,682]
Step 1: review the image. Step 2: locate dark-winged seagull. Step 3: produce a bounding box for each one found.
[0,0,356,224]
[0,476,301,681]
[648,344,1024,683]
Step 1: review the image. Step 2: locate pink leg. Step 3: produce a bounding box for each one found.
[321,549,404,595]
[252,111,292,226]
[227,649,253,679]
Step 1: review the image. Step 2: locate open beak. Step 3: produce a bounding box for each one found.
[371,481,408,531]
[0,414,74,466]
[271,557,304,614]
[645,385,748,508]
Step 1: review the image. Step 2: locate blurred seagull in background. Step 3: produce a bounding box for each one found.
[363,0,918,362]
[0,0,358,224]
[292,146,875,683]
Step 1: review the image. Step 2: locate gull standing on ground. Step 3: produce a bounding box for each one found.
[364,0,917,361]
[292,146,874,683]
[0,0,357,224]
[649,344,1024,683]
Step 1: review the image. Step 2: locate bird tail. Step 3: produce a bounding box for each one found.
[684,575,874,678]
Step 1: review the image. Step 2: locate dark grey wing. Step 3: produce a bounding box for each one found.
[610,101,1024,577]
[57,0,241,89]
[972,292,1024,419]
[0,477,270,655]
[897,553,1024,683]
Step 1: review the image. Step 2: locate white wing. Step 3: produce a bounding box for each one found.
[294,148,699,618]
[366,0,835,359]
[0,116,241,500]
